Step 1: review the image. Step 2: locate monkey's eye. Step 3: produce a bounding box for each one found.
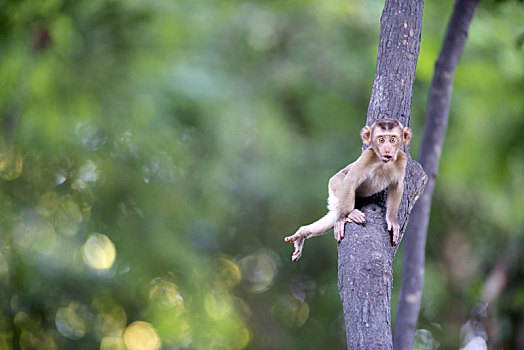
[378,137,385,143]
[390,137,396,143]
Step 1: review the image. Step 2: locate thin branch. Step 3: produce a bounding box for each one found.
[393,1,481,349]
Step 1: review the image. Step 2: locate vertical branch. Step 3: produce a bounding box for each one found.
[367,0,424,134]
[393,1,481,349]
[338,0,425,348]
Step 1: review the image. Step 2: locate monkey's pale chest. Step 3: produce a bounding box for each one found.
[355,165,395,197]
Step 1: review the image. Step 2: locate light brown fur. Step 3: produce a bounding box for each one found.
[285,119,411,261]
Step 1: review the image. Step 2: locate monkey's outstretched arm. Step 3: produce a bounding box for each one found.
[284,211,337,261]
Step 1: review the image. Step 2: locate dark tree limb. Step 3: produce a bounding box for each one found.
[393,1,481,349]
[337,1,426,348]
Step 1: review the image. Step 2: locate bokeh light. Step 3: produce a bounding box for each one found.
[205,291,233,321]
[271,295,310,328]
[212,257,241,290]
[149,280,184,310]
[100,335,126,350]
[54,198,83,236]
[13,211,58,254]
[72,160,100,190]
[55,302,88,340]
[94,305,127,339]
[36,192,61,217]
[76,123,108,151]
[81,233,116,271]
[238,250,279,293]
[123,321,161,350]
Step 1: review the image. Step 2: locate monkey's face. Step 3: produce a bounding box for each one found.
[373,131,401,163]
[361,120,411,163]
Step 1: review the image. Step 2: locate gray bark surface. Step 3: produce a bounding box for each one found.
[393,1,481,349]
[337,0,427,348]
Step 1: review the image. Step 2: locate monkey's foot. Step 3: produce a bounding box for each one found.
[346,209,365,224]
[387,218,400,246]
[392,232,399,246]
[334,219,345,242]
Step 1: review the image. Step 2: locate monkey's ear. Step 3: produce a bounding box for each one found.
[403,127,411,145]
[361,126,372,145]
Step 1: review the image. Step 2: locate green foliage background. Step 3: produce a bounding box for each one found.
[0,0,522,349]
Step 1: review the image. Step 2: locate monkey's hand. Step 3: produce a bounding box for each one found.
[347,209,365,224]
[386,217,400,246]
[284,233,305,261]
[335,210,365,242]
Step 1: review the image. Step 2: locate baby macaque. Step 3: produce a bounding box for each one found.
[285,119,411,261]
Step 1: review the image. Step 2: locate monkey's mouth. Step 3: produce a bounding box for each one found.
[381,155,392,163]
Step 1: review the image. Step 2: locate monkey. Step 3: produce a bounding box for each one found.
[284,119,411,261]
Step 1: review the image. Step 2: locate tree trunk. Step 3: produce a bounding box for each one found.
[337,0,427,348]
[393,1,481,349]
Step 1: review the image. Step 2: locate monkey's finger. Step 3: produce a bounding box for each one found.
[352,213,365,224]
[338,222,345,241]
[351,209,364,217]
[348,210,366,224]
[334,221,343,241]
[284,234,298,243]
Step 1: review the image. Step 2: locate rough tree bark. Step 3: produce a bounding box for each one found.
[393,1,481,349]
[337,1,427,348]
